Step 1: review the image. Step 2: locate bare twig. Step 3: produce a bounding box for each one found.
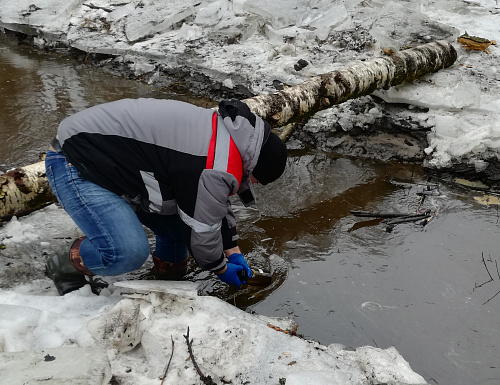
[350,211,408,218]
[83,3,114,12]
[472,253,500,305]
[347,217,385,232]
[350,210,431,219]
[483,290,500,305]
[416,191,426,210]
[351,210,433,229]
[474,252,494,291]
[183,327,215,385]
[160,336,175,385]
[382,214,431,226]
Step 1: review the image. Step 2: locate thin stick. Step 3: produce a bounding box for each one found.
[184,327,203,379]
[160,336,175,385]
[474,252,494,290]
[351,210,430,219]
[482,252,494,281]
[183,327,215,385]
[350,211,407,218]
[483,290,500,305]
[382,214,431,225]
[417,192,426,211]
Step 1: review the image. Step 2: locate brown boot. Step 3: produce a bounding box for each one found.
[153,255,188,281]
[46,237,99,295]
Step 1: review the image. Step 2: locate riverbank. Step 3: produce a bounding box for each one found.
[1,0,500,186]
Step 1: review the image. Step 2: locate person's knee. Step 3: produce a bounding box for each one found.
[100,238,150,274]
[121,240,150,271]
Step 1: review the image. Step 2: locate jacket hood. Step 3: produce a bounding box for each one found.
[218,99,270,206]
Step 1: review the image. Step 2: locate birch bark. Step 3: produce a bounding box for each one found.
[242,40,457,140]
[1,160,55,219]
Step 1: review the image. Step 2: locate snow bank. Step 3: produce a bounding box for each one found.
[0,276,427,385]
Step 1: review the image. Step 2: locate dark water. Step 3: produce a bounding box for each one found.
[250,158,500,385]
[2,32,500,385]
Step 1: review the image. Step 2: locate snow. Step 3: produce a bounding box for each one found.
[1,0,500,383]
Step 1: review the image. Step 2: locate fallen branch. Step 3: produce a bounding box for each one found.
[348,218,385,232]
[350,209,434,231]
[0,161,55,220]
[183,327,215,385]
[382,214,431,226]
[474,252,495,290]
[244,40,457,131]
[267,323,299,336]
[160,336,175,385]
[351,210,431,220]
[473,253,500,305]
[350,211,420,218]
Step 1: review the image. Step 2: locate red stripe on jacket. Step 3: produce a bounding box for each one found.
[206,112,243,193]
[206,112,218,169]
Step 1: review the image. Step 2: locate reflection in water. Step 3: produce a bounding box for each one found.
[256,167,396,250]
[241,155,425,258]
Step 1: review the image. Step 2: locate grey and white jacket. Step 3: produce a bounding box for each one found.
[57,98,269,272]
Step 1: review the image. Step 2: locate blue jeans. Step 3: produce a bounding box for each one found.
[45,150,188,276]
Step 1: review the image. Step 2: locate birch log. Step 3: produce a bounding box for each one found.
[0,40,457,219]
[243,40,457,138]
[0,161,55,220]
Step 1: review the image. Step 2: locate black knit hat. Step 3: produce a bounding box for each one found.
[252,132,288,185]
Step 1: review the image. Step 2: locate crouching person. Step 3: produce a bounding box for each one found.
[45,98,287,295]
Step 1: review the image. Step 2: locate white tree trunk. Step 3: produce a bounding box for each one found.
[0,40,457,219]
[243,40,456,139]
[0,161,55,219]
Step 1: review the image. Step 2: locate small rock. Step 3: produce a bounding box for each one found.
[294,59,309,71]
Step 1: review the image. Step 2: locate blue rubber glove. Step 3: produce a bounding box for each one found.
[217,263,244,289]
[227,253,252,281]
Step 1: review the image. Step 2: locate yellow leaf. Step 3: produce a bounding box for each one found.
[474,195,500,205]
[455,178,489,189]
